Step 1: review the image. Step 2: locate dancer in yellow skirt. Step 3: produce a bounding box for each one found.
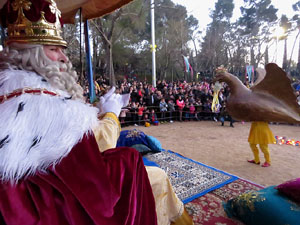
[247,122,276,167]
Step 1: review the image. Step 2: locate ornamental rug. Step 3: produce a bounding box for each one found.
[144,150,238,204]
[185,178,264,225]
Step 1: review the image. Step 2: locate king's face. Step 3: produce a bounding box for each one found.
[43,45,68,71]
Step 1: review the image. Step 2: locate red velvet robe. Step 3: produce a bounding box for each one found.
[0,134,157,225]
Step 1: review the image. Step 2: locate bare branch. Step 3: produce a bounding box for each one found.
[90,20,111,46]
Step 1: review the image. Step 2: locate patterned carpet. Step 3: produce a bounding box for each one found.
[144,150,238,203]
[185,178,264,225]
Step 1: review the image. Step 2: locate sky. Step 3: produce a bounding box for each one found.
[172,0,298,31]
[172,0,299,66]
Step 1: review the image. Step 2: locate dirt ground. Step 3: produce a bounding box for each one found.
[126,121,300,187]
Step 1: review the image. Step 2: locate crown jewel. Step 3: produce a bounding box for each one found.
[3,0,67,47]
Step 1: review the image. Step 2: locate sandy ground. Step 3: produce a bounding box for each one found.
[125,121,300,187]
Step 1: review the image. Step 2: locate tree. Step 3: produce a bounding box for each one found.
[198,0,234,74]
[279,15,292,70]
[90,0,147,85]
[61,0,300,84]
[91,10,124,86]
[63,14,85,85]
[291,1,300,73]
[224,25,248,75]
[118,0,198,82]
[238,0,278,68]
[148,0,195,81]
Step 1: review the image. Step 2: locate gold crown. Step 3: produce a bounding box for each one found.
[5,0,67,47]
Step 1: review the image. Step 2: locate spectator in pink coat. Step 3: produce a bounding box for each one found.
[176,95,185,121]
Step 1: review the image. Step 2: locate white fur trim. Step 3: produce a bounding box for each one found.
[0,69,99,182]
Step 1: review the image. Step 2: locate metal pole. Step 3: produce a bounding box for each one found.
[84,19,96,103]
[79,8,83,86]
[151,0,156,88]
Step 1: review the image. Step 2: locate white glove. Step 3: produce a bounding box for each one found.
[97,87,130,117]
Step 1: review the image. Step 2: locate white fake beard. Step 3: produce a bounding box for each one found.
[0,44,84,100]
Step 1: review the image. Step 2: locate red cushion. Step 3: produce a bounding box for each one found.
[275,178,300,203]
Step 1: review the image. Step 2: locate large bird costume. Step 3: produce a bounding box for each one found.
[214,63,300,124]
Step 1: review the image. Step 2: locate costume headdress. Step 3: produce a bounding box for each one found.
[0,0,67,47]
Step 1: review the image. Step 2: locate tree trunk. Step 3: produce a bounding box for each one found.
[282,39,288,70]
[109,46,115,86]
[192,39,198,71]
[250,46,255,67]
[265,45,269,66]
[298,37,300,73]
[93,38,97,75]
[288,29,300,72]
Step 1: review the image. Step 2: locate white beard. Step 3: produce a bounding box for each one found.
[0,69,99,183]
[0,44,84,100]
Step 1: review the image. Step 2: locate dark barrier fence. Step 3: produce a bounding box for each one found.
[119,105,219,127]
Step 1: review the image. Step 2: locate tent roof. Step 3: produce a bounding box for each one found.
[0,0,134,24]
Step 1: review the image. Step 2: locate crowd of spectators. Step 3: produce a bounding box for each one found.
[83,76,233,127]
[83,75,300,127]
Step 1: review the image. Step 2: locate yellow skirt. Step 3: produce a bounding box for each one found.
[248,122,276,145]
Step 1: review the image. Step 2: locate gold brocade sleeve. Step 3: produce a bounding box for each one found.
[92,112,121,152]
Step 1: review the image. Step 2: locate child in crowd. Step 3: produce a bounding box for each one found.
[159,98,168,122]
[202,97,211,112]
[130,102,138,126]
[143,113,151,126]
[119,107,129,127]
[189,103,198,121]
[137,103,145,126]
[183,100,189,121]
[149,109,158,124]
[167,99,175,123]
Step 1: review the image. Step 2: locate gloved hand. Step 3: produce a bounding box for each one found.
[97,87,130,117]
